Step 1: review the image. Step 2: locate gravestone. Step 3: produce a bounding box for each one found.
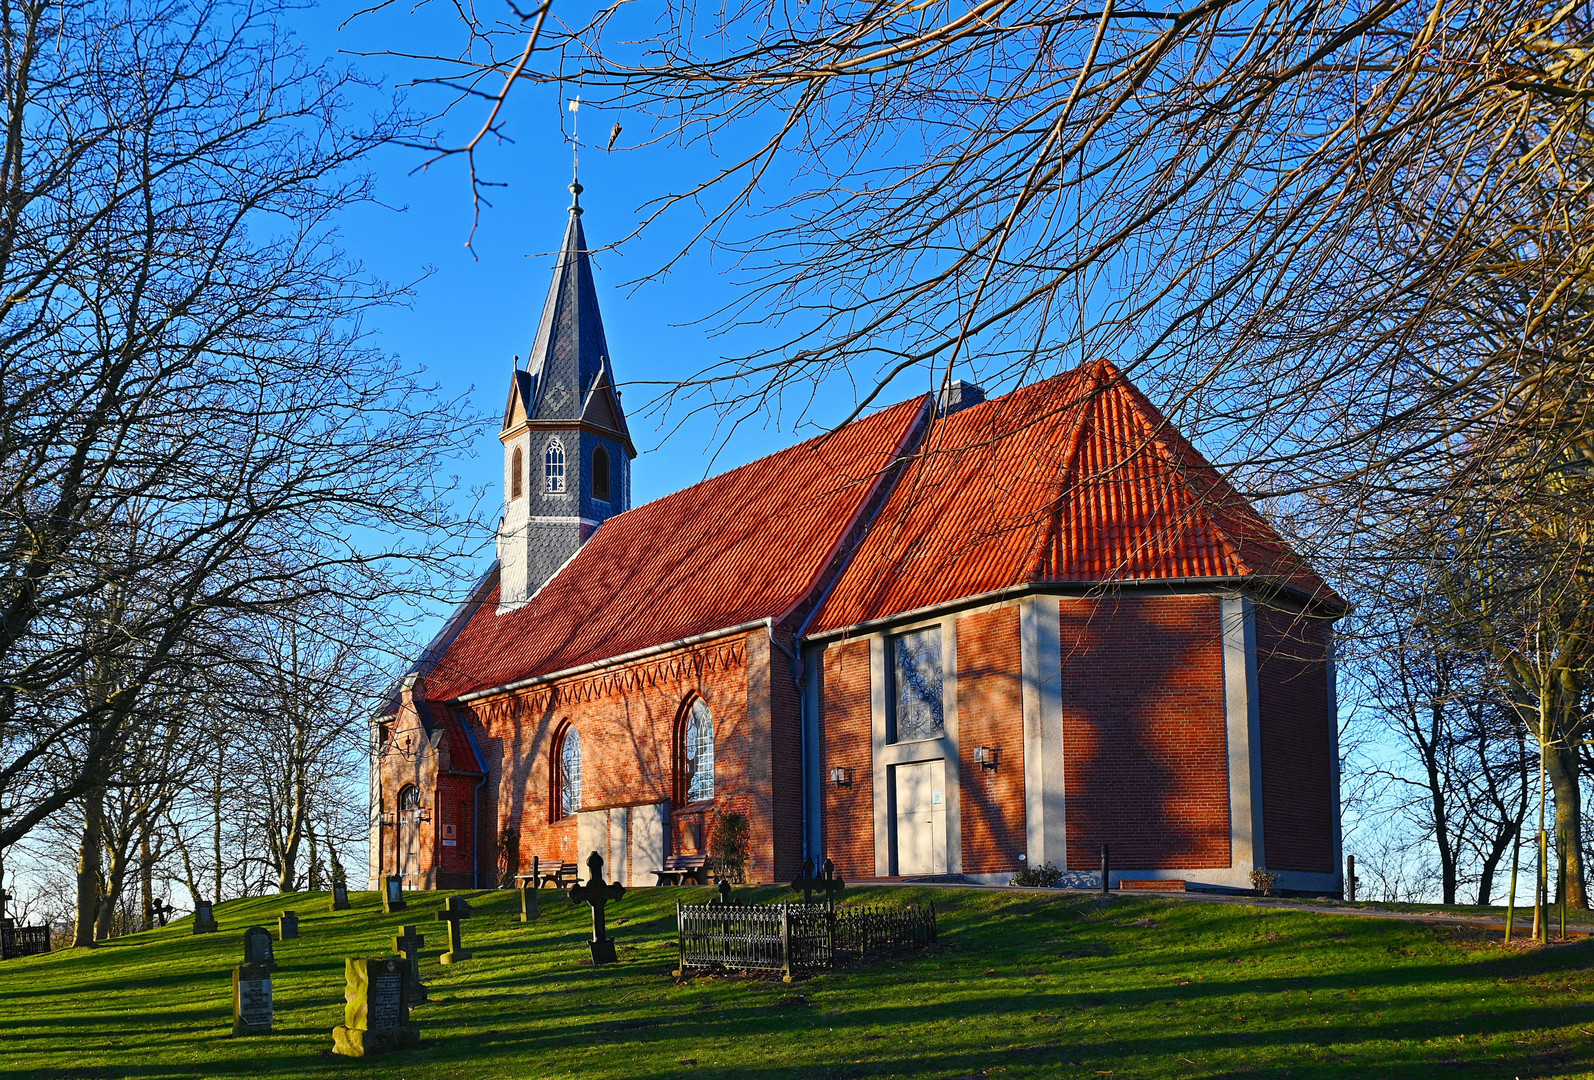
[242,925,276,972]
[709,879,734,907]
[278,910,299,941]
[393,925,427,1005]
[383,875,406,914]
[193,899,218,935]
[329,881,351,912]
[791,857,845,909]
[151,898,172,928]
[331,956,419,1057]
[569,850,625,965]
[232,962,273,1035]
[434,896,473,964]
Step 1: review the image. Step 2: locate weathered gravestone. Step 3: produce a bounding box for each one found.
[434,896,473,964]
[332,956,419,1057]
[519,858,541,923]
[232,962,273,1035]
[278,910,299,941]
[383,875,406,914]
[193,899,218,935]
[569,850,625,965]
[151,898,172,928]
[242,925,277,972]
[329,880,351,912]
[709,879,734,906]
[393,925,427,1004]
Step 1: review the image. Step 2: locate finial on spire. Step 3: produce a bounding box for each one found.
[568,96,583,215]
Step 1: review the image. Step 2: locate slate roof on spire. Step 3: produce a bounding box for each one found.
[524,207,623,435]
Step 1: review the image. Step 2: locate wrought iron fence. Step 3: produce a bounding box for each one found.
[1,924,51,960]
[676,901,934,979]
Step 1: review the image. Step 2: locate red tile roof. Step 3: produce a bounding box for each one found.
[421,396,927,701]
[806,360,1339,635]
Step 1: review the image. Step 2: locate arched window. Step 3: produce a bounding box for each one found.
[545,438,566,493]
[678,698,714,805]
[592,445,611,502]
[397,784,420,813]
[510,446,524,499]
[553,725,582,819]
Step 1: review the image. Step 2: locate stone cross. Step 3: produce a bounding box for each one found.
[193,898,218,935]
[278,910,299,941]
[392,925,427,1004]
[232,962,273,1035]
[151,898,172,927]
[383,875,407,914]
[332,956,419,1057]
[434,896,473,964]
[791,857,845,908]
[242,925,276,972]
[569,850,626,965]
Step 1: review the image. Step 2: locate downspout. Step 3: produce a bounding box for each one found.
[766,620,808,862]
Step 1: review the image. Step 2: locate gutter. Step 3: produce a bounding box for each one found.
[803,575,1344,645]
[452,619,769,704]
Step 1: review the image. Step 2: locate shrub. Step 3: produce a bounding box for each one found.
[708,810,751,883]
[1011,861,1065,888]
[1250,868,1280,896]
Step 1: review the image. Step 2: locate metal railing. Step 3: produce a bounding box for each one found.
[1,925,51,960]
[676,901,934,979]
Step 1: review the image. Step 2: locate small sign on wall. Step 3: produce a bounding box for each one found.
[442,822,457,848]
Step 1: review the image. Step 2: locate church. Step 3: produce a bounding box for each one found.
[369,188,1347,897]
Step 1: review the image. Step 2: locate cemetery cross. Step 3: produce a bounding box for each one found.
[791,857,845,909]
[151,898,172,927]
[569,850,625,965]
[393,924,427,1004]
[434,896,473,964]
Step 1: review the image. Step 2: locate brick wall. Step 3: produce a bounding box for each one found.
[454,632,793,886]
[1060,595,1230,870]
[769,630,806,882]
[820,638,875,878]
[955,606,1025,874]
[1254,604,1336,873]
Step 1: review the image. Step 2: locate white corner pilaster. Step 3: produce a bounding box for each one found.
[942,615,962,876]
[1222,594,1264,879]
[1020,595,1064,869]
[870,635,891,877]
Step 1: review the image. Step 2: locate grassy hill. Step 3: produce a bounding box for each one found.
[2,884,1592,1079]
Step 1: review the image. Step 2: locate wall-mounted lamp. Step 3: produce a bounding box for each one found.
[829,766,852,787]
[974,746,1001,770]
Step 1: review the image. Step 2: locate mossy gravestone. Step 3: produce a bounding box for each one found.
[242,926,276,972]
[232,963,272,1036]
[329,881,351,912]
[332,956,418,1057]
[193,899,218,935]
[278,910,299,941]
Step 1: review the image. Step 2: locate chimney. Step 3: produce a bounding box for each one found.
[937,379,986,417]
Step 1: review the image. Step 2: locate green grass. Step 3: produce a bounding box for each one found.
[3,885,1593,1079]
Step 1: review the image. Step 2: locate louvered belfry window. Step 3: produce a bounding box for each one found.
[891,627,944,742]
[545,438,566,493]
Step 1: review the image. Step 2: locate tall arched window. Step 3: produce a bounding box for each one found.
[397,784,420,813]
[678,698,714,805]
[592,445,611,502]
[553,725,582,819]
[510,446,524,499]
[545,438,566,493]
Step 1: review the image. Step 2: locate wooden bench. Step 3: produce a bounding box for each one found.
[654,853,710,887]
[517,860,580,890]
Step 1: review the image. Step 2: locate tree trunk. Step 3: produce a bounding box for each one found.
[139,827,153,930]
[74,791,104,948]
[1545,740,1587,908]
[211,731,224,902]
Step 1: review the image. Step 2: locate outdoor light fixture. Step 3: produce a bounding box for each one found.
[974,746,1001,770]
[830,766,852,787]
